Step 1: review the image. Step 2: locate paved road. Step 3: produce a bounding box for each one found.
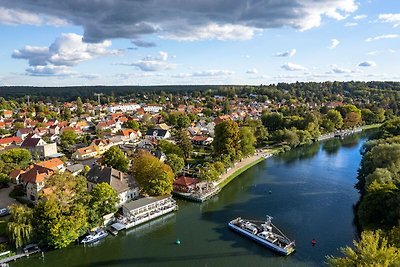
[0,185,18,208]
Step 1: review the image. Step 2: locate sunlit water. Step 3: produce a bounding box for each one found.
[12,132,372,267]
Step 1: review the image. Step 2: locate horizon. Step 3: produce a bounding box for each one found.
[1,0,400,86]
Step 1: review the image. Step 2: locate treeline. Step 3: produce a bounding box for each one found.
[327,118,400,266]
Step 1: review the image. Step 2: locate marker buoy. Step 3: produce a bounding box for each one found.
[268,190,272,194]
[175,239,181,245]
[311,239,316,246]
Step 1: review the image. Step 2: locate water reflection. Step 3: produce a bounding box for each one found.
[275,142,320,165]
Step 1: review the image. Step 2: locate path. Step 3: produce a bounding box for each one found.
[0,185,17,208]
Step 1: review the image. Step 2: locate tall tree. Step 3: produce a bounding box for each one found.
[87,183,119,227]
[131,150,174,196]
[165,154,185,175]
[239,127,256,157]
[76,97,83,116]
[176,129,193,160]
[326,231,400,267]
[213,120,241,161]
[103,146,129,172]
[7,204,34,248]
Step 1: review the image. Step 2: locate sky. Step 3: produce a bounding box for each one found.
[0,0,399,86]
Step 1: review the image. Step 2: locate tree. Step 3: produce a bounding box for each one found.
[199,162,219,182]
[33,173,88,249]
[60,130,78,147]
[159,140,184,158]
[131,150,174,196]
[176,114,190,129]
[213,120,241,160]
[165,154,185,175]
[76,97,83,116]
[261,112,284,131]
[240,127,256,157]
[87,183,119,227]
[326,110,343,130]
[7,204,34,248]
[0,173,10,186]
[326,231,400,267]
[103,146,129,172]
[125,120,140,130]
[0,148,31,166]
[176,129,193,159]
[62,107,71,121]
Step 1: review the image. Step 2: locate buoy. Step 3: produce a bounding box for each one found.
[175,239,181,245]
[311,239,317,246]
[268,190,272,194]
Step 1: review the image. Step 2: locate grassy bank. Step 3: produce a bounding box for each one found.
[361,123,381,130]
[218,157,265,190]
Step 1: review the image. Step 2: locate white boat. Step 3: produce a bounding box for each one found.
[81,229,108,244]
[228,216,295,256]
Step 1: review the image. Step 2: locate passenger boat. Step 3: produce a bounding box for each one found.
[228,216,295,255]
[81,229,108,244]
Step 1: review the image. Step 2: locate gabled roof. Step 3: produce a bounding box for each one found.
[21,137,43,148]
[86,165,137,193]
[145,128,168,137]
[0,136,22,145]
[18,128,34,134]
[173,176,199,187]
[21,165,53,184]
[75,145,97,155]
[35,158,64,171]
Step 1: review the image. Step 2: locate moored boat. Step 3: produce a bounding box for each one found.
[81,229,108,244]
[228,216,295,256]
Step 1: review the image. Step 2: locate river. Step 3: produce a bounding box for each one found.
[12,131,372,267]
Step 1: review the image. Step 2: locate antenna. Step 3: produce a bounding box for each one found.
[94,93,103,105]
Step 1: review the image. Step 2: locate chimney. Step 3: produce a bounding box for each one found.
[118,171,123,180]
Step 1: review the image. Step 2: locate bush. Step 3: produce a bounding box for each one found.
[0,173,10,187]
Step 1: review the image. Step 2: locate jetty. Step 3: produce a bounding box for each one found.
[0,244,41,265]
[173,186,220,202]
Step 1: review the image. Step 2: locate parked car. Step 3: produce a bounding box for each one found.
[0,208,10,217]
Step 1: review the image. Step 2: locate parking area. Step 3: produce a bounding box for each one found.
[0,185,18,208]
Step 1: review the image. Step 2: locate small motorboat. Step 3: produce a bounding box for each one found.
[81,229,108,244]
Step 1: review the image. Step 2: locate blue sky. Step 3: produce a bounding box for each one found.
[0,0,399,86]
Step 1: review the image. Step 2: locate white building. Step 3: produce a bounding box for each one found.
[143,105,163,113]
[108,103,141,113]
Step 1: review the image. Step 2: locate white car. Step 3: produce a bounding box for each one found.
[0,208,9,216]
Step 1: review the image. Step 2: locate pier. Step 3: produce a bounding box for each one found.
[0,244,41,265]
[173,186,220,202]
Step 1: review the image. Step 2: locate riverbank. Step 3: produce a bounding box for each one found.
[215,124,381,192]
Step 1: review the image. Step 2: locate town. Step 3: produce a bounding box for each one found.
[0,82,396,265]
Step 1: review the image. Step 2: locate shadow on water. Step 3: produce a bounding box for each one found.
[273,142,320,165]
[76,251,259,267]
[321,139,342,155]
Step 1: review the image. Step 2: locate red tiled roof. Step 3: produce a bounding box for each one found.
[173,176,199,187]
[0,136,22,145]
[35,158,63,170]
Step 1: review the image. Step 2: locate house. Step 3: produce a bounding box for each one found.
[143,104,163,113]
[9,169,25,184]
[35,158,65,173]
[191,136,213,146]
[20,164,54,202]
[66,164,84,176]
[155,123,170,131]
[213,115,232,125]
[173,176,199,193]
[86,165,139,206]
[107,103,140,113]
[145,129,171,141]
[96,120,122,133]
[3,110,12,118]
[118,129,141,142]
[72,145,98,160]
[20,136,58,159]
[0,136,22,150]
[91,139,113,155]
[16,128,34,140]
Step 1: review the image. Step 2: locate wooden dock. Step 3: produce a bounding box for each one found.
[0,246,41,265]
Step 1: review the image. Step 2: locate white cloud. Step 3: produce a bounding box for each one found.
[281,62,306,71]
[171,70,234,78]
[328,39,340,49]
[345,22,358,27]
[327,65,359,74]
[274,49,296,57]
[119,51,176,72]
[0,7,67,26]
[358,61,376,67]
[366,34,400,42]
[25,65,73,76]
[354,14,367,20]
[12,33,119,76]
[246,68,259,74]
[379,13,400,27]
[162,23,258,41]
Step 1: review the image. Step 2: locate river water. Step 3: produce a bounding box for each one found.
[12,132,371,267]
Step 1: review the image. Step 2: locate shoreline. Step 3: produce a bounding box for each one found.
[215,123,381,191]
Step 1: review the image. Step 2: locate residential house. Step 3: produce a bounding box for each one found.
[20,164,54,202]
[86,165,139,206]
[145,128,171,141]
[107,103,140,113]
[21,136,58,159]
[173,176,199,193]
[9,169,25,184]
[91,139,114,155]
[72,145,98,160]
[35,158,65,173]
[213,115,232,125]
[2,110,12,118]
[16,128,34,140]
[118,129,141,142]
[0,136,22,150]
[191,136,213,146]
[143,104,163,113]
[66,164,84,176]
